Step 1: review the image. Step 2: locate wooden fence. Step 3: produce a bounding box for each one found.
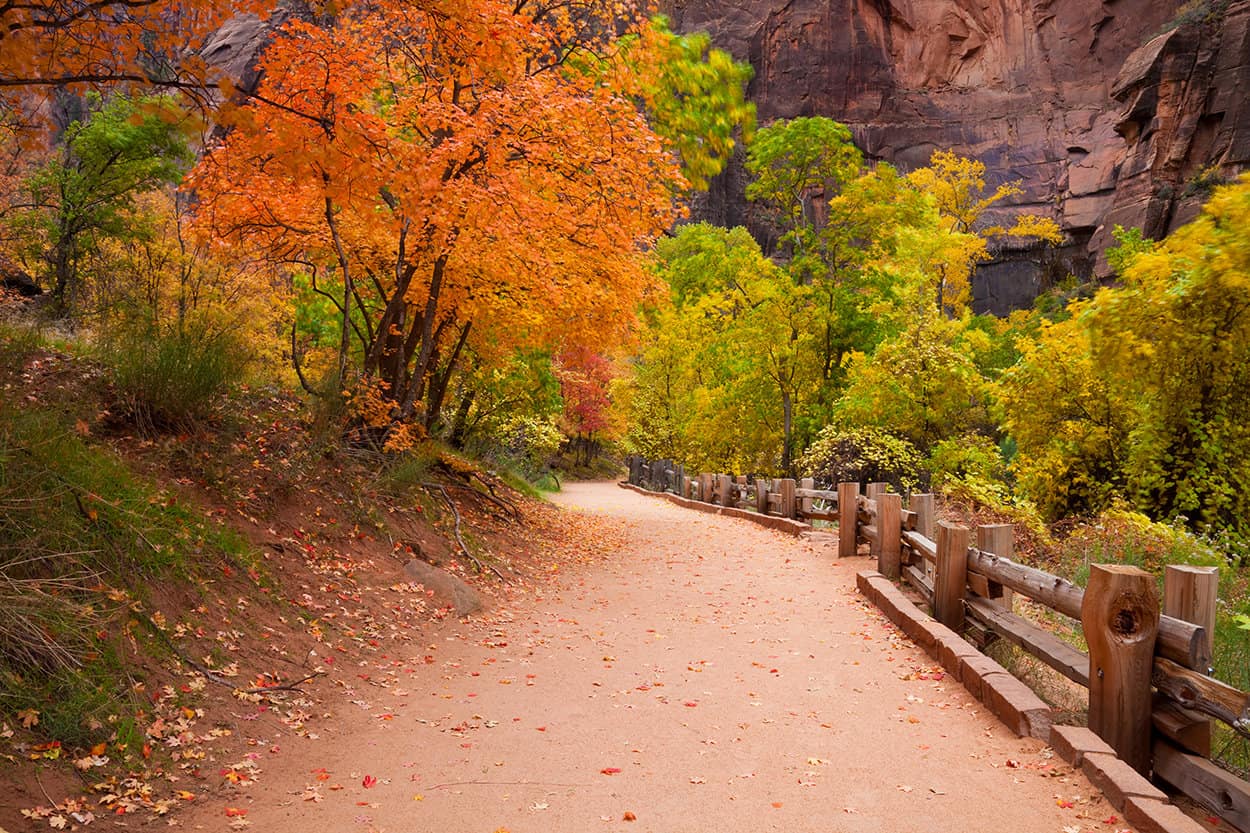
[625,455,1250,832]
[625,456,841,524]
[846,480,1250,832]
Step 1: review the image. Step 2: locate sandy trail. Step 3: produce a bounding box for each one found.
[187,481,1131,832]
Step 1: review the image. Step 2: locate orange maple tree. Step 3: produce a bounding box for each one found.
[187,0,683,446]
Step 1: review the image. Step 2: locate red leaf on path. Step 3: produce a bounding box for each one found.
[601,767,621,775]
[1056,799,1074,809]
[771,802,783,808]
[1102,816,1119,825]
[225,808,247,817]
[535,726,546,732]
[683,701,698,707]
[622,811,637,821]
[362,775,378,788]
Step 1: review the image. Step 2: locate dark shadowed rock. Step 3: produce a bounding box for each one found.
[403,559,483,617]
[0,255,41,297]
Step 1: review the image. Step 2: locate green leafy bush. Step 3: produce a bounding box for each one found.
[799,426,924,493]
[927,434,1010,507]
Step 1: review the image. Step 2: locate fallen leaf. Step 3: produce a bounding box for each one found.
[17,708,38,729]
[600,767,621,775]
[362,775,378,788]
[224,808,248,817]
[622,811,636,821]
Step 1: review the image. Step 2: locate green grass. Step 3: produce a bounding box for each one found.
[0,398,258,748]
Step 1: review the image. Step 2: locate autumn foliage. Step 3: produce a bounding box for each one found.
[187,0,687,447]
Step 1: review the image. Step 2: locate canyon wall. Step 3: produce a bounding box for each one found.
[665,0,1250,311]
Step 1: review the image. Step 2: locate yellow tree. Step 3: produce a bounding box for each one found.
[907,150,1062,313]
[188,0,683,447]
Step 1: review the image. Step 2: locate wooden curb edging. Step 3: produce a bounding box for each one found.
[856,568,1207,833]
[618,481,812,537]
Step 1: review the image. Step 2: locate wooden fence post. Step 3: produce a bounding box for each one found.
[699,473,713,503]
[675,464,685,498]
[799,477,814,518]
[779,478,797,519]
[1082,564,1159,775]
[718,474,734,508]
[866,482,887,502]
[1163,565,1218,667]
[838,482,859,558]
[976,524,1015,611]
[734,475,748,508]
[909,493,934,539]
[933,522,969,630]
[1161,564,1219,756]
[755,478,770,514]
[878,493,902,580]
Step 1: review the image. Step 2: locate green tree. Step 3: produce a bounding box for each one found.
[10,93,195,314]
[635,17,756,191]
[745,117,863,268]
[626,223,816,473]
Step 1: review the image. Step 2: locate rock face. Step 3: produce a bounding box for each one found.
[665,0,1250,311]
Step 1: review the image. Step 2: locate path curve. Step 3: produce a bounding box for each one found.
[192,481,1133,832]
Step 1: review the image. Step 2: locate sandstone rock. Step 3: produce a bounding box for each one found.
[403,559,483,617]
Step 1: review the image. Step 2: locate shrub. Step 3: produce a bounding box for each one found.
[102,321,248,433]
[799,426,925,493]
[927,434,1010,508]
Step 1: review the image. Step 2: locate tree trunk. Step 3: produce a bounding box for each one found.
[781,390,794,475]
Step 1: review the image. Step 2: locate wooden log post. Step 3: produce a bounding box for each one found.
[1082,564,1159,775]
[798,477,815,518]
[838,482,859,558]
[934,522,969,630]
[877,493,902,580]
[909,493,934,539]
[700,473,713,504]
[976,523,1015,611]
[755,478,770,514]
[778,478,797,519]
[734,475,748,508]
[718,474,734,508]
[1162,564,1219,756]
[675,464,686,498]
[866,482,887,502]
[1164,565,1218,669]
[910,493,935,578]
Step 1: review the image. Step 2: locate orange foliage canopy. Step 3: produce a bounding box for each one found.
[187,0,682,442]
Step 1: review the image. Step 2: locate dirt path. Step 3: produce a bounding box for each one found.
[186,481,1133,833]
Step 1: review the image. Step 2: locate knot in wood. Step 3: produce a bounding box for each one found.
[1109,592,1154,642]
